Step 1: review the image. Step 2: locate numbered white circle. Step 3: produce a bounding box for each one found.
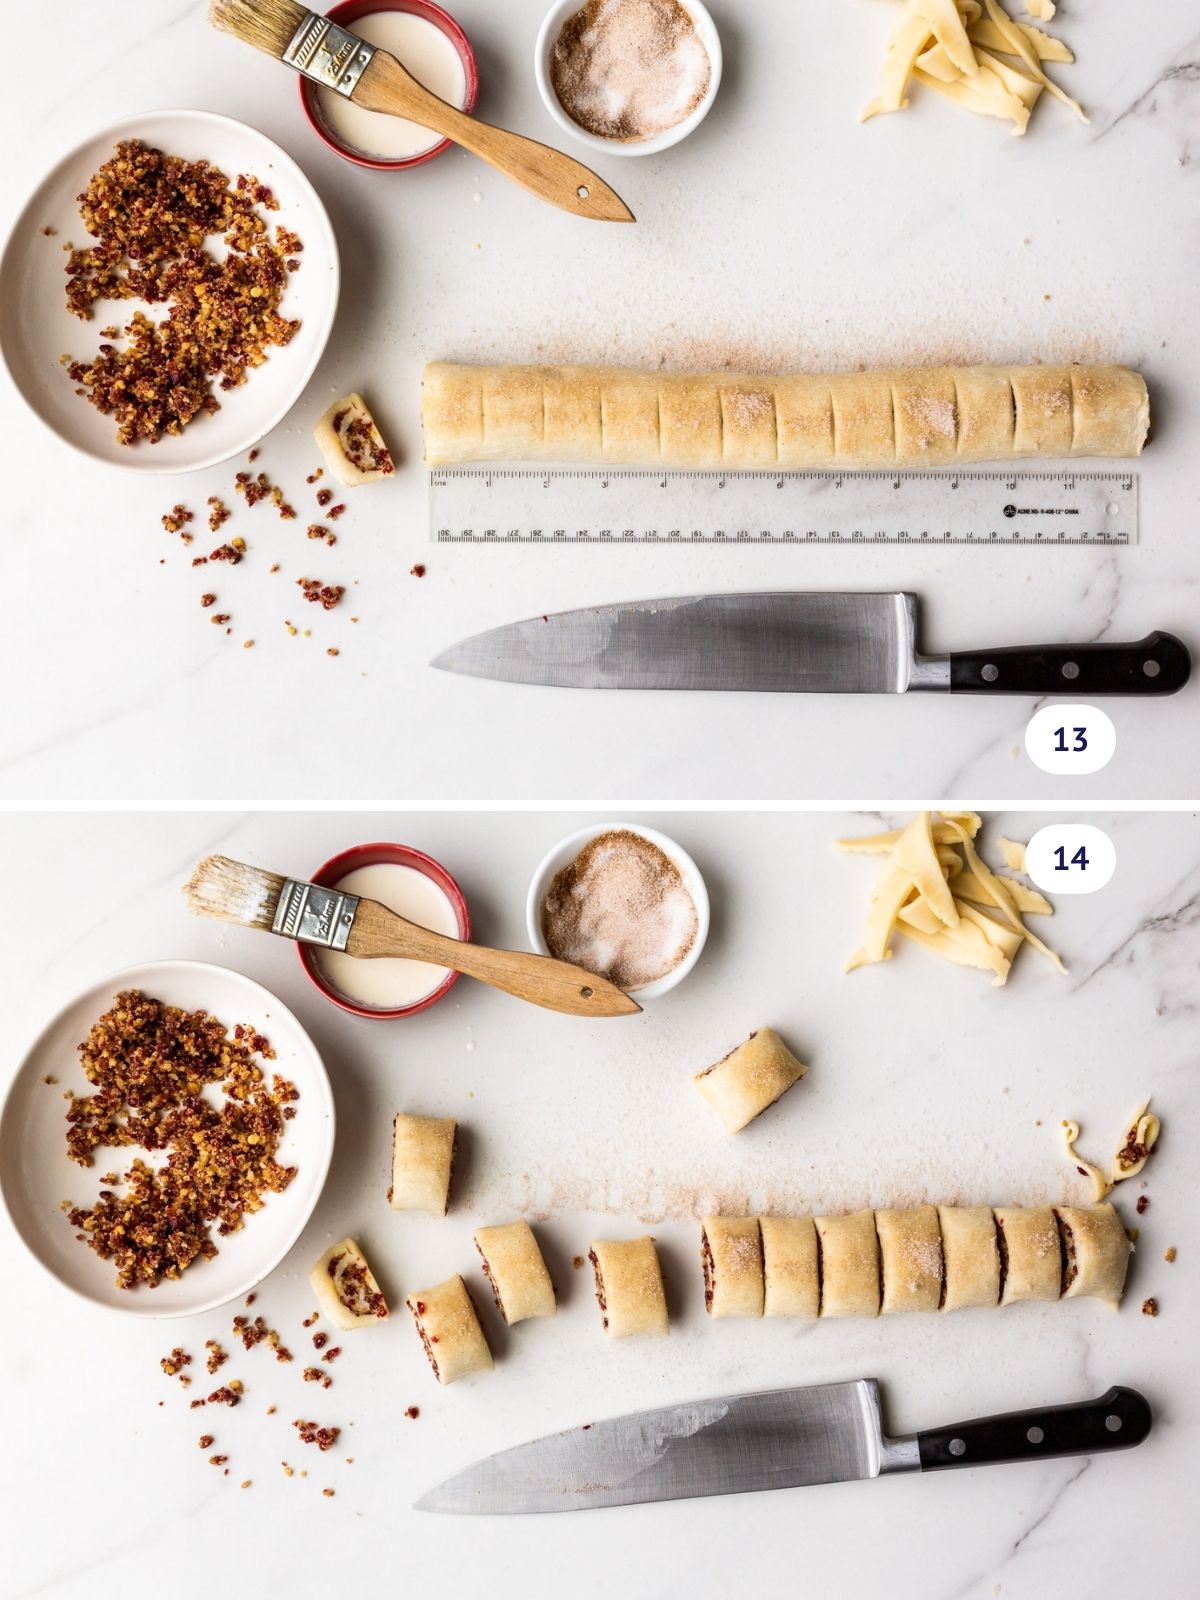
[1025,825,1116,895]
[1024,705,1116,776]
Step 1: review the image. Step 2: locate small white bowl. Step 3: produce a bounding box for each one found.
[534,0,722,158]
[526,823,709,1000]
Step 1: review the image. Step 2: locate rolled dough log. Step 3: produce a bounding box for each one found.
[704,1204,1128,1317]
[423,361,1149,468]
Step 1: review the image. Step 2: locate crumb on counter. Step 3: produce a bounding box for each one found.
[1142,1297,1159,1317]
[1165,1246,1176,1263]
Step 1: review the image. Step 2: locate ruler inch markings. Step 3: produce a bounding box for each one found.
[429,468,1138,546]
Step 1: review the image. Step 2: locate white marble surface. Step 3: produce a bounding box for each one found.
[1,1,1199,802]
[0,809,1194,1598]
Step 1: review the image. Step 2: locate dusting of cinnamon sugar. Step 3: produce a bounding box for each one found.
[541,828,697,989]
[550,0,711,142]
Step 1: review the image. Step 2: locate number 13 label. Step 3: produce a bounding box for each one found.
[1025,824,1116,894]
[1025,705,1116,775]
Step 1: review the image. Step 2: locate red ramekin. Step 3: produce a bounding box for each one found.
[299,0,479,171]
[298,841,471,1019]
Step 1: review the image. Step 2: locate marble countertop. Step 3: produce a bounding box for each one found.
[0,809,1194,1597]
[2,0,1199,803]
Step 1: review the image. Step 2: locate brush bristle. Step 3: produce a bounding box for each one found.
[185,854,289,930]
[208,0,311,59]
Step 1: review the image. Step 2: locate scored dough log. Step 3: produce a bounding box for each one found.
[704,1204,1128,1317]
[995,1205,1062,1305]
[474,1220,556,1325]
[1056,1204,1131,1308]
[423,361,1149,468]
[589,1237,669,1338]
[876,1204,943,1314]
[816,1210,881,1318]
[701,1216,764,1318]
[761,1215,820,1318]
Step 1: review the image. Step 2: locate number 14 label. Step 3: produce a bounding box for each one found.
[1025,825,1116,894]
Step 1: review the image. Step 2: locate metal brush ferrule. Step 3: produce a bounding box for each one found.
[272,877,360,950]
[283,12,376,97]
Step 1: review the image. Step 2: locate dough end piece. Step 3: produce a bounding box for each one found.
[693,1027,808,1133]
[309,1238,390,1331]
[314,392,396,486]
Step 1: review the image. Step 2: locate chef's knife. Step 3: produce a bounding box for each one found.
[415,1381,1151,1515]
[431,593,1190,695]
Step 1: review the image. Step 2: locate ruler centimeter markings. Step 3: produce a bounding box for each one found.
[429,468,1138,546]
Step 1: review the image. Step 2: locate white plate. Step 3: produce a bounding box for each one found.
[0,960,335,1318]
[0,109,340,475]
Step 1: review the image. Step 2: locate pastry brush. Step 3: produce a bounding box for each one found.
[184,855,641,1018]
[208,0,635,222]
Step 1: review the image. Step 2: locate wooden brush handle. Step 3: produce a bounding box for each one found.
[345,899,641,1018]
[353,52,634,223]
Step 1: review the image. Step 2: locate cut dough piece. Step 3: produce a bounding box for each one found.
[876,1204,943,1314]
[1112,1100,1161,1183]
[1055,1204,1130,1307]
[939,1206,1000,1311]
[474,1220,556,1325]
[310,1238,389,1331]
[760,1215,820,1318]
[314,393,396,486]
[816,1210,881,1318]
[406,1275,493,1384]
[422,363,1147,469]
[389,1113,456,1215]
[693,1028,807,1134]
[996,837,1027,871]
[701,1216,764,1318]
[588,1237,669,1338]
[1061,1118,1111,1202]
[994,1206,1062,1304]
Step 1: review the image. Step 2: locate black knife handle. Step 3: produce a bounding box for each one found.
[918,1386,1152,1472]
[948,632,1190,695]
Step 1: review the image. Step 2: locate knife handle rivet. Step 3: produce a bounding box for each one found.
[1105,1414,1123,1433]
[1143,659,1161,678]
[1026,1425,1044,1444]
[1062,660,1080,680]
[948,1438,967,1457]
[981,663,999,683]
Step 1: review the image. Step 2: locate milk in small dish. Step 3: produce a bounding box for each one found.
[315,861,461,1009]
[315,10,469,162]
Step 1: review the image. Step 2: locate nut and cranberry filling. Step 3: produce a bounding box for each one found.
[1055,1213,1078,1294]
[700,1229,715,1311]
[588,1250,609,1330]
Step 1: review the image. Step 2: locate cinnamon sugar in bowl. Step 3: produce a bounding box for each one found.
[535,0,721,157]
[527,824,709,1000]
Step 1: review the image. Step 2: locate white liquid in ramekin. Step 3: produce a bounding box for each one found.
[316,11,468,161]
[315,861,461,1009]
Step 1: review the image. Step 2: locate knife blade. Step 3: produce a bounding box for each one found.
[431,593,1190,697]
[415,1381,1151,1515]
